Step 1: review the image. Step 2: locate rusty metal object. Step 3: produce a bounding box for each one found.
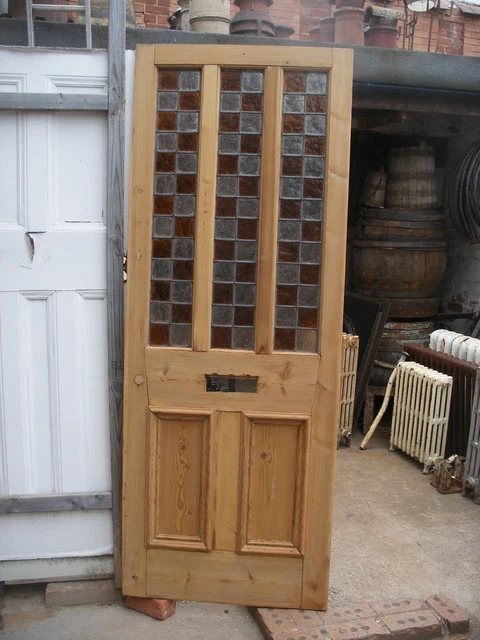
[431,456,466,494]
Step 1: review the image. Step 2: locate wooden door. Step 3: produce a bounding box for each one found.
[123,44,353,610]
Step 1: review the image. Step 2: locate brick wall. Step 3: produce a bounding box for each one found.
[136,0,480,56]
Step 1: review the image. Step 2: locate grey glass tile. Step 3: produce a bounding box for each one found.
[240,113,262,134]
[179,70,201,92]
[150,302,170,323]
[281,178,303,199]
[171,324,191,348]
[238,155,260,176]
[242,72,263,93]
[217,176,238,197]
[156,132,177,152]
[277,263,299,284]
[301,199,323,221]
[303,156,324,178]
[220,93,241,112]
[173,238,194,259]
[300,242,322,264]
[155,174,175,195]
[306,73,327,95]
[296,329,317,352]
[218,133,240,155]
[305,115,325,136]
[175,195,196,216]
[237,198,259,218]
[153,216,174,238]
[282,135,303,156]
[232,327,254,350]
[275,306,297,328]
[158,92,178,111]
[235,283,256,306]
[171,281,193,303]
[176,153,197,174]
[152,259,172,280]
[178,112,199,132]
[214,261,235,282]
[298,285,319,307]
[236,241,257,262]
[215,218,236,240]
[212,304,233,326]
[283,94,305,114]
[278,219,301,242]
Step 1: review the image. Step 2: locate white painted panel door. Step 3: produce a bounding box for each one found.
[0,50,112,567]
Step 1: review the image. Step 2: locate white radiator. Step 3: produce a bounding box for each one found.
[430,329,480,364]
[338,333,359,447]
[390,362,453,473]
[464,369,480,504]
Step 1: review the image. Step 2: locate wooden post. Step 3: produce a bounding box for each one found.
[107,0,126,589]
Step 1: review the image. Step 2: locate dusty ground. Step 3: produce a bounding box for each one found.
[1,432,479,639]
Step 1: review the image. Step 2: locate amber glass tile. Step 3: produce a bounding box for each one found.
[157,112,177,131]
[306,95,327,113]
[274,328,296,350]
[221,71,241,92]
[178,133,199,152]
[241,94,263,112]
[218,155,239,175]
[154,195,174,215]
[213,283,234,304]
[296,329,317,352]
[277,285,298,306]
[302,221,322,242]
[300,264,321,285]
[156,153,175,173]
[216,198,237,217]
[236,262,256,282]
[303,179,324,199]
[234,306,255,326]
[298,307,318,328]
[175,217,195,237]
[151,280,171,302]
[240,135,262,155]
[159,70,179,91]
[282,156,303,176]
[150,323,169,346]
[211,326,232,349]
[284,72,306,94]
[173,260,194,280]
[172,304,192,324]
[304,136,325,156]
[176,175,197,194]
[237,219,258,240]
[239,177,259,197]
[152,238,172,259]
[220,113,240,132]
[215,240,235,261]
[278,242,300,263]
[283,115,304,134]
[280,200,301,219]
[179,92,200,110]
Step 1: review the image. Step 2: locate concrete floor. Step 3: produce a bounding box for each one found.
[1,433,479,639]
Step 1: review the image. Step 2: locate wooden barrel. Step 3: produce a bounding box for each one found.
[351,237,447,318]
[356,208,445,241]
[386,142,438,210]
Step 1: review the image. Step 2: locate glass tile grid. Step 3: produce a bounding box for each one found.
[274,71,327,353]
[212,70,264,351]
[150,69,201,348]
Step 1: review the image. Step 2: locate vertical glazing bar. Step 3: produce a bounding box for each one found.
[85,0,92,50]
[26,0,34,47]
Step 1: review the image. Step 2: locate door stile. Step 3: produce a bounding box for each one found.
[301,48,354,610]
[122,45,157,596]
[254,66,283,356]
[192,65,220,353]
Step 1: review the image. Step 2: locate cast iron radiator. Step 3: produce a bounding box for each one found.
[338,333,359,446]
[390,361,452,473]
[463,369,480,504]
[405,342,478,457]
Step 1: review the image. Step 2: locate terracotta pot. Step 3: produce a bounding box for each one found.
[364,24,398,48]
[189,0,231,33]
[310,16,335,42]
[230,9,275,36]
[334,7,365,45]
[275,24,295,38]
[235,0,272,10]
[335,0,365,9]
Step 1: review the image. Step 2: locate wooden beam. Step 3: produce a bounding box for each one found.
[107,0,126,590]
[0,93,108,111]
[0,492,112,514]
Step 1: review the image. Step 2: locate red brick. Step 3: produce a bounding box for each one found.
[426,594,470,634]
[271,630,324,640]
[380,609,441,639]
[125,596,176,621]
[144,11,157,22]
[255,608,296,636]
[369,600,427,617]
[325,616,391,640]
[323,603,377,626]
[288,609,325,630]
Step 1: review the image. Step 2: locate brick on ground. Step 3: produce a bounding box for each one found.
[288,609,325,630]
[426,594,470,634]
[380,609,441,640]
[324,616,392,640]
[369,600,428,617]
[125,596,176,621]
[322,603,377,626]
[254,608,297,637]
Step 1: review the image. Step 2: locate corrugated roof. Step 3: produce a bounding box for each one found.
[453,0,480,13]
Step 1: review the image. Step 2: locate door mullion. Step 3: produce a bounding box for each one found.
[255,66,283,355]
[192,65,220,352]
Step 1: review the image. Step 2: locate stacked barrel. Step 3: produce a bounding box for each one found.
[352,141,448,368]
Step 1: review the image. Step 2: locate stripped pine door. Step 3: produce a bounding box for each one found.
[123,45,352,609]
